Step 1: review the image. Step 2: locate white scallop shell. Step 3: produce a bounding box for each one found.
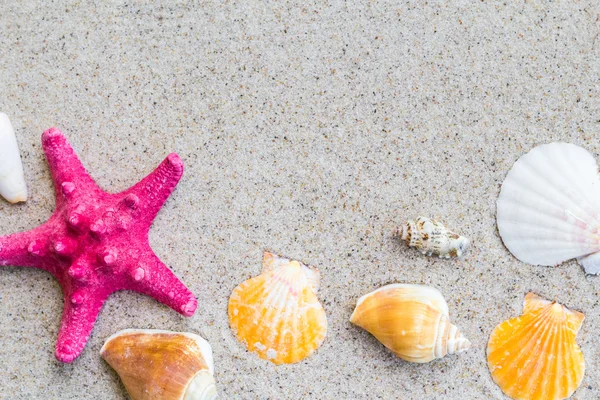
[497,142,600,274]
[0,113,27,203]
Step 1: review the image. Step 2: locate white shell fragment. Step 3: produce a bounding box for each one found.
[397,217,470,258]
[0,113,27,203]
[497,142,600,274]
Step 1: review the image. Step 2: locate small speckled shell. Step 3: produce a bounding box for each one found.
[398,216,470,258]
[487,293,585,400]
[228,252,327,364]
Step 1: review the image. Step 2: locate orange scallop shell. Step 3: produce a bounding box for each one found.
[487,293,585,400]
[228,252,327,364]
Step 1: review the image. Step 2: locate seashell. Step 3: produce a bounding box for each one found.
[0,113,27,203]
[497,142,600,274]
[487,293,585,400]
[228,252,327,364]
[397,216,470,258]
[350,284,470,363]
[100,329,217,400]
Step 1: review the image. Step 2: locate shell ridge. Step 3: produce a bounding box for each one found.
[518,311,560,399]
[228,255,327,364]
[498,214,599,242]
[556,321,570,399]
[502,160,587,221]
[545,320,564,399]
[260,277,291,351]
[263,271,289,308]
[272,263,308,297]
[498,194,596,238]
[531,144,596,206]
[514,244,598,264]
[281,280,305,362]
[287,290,302,363]
[237,276,281,355]
[564,320,585,398]
[263,289,290,363]
[230,278,265,343]
[499,145,596,213]
[496,211,594,260]
[297,292,313,364]
[487,294,585,400]
[512,237,599,252]
[559,320,576,399]
[537,144,600,220]
[497,230,600,263]
[490,306,555,383]
[550,144,600,219]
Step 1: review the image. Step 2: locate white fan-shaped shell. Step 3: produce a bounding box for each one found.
[0,113,27,203]
[497,142,600,274]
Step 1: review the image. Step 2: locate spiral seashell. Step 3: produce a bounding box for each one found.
[0,112,27,203]
[487,293,585,400]
[397,217,469,258]
[350,284,470,363]
[228,252,327,364]
[100,329,217,400]
[497,142,600,274]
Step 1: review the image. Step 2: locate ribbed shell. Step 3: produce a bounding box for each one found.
[100,329,216,400]
[350,284,470,363]
[497,142,600,274]
[228,252,327,364]
[487,293,585,400]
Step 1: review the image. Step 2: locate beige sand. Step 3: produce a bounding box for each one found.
[0,1,599,399]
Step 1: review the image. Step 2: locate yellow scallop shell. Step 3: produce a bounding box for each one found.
[487,293,585,400]
[228,252,327,364]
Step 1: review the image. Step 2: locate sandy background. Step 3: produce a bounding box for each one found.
[1,1,599,399]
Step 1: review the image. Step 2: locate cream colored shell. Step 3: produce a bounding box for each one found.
[398,217,470,258]
[0,112,27,203]
[350,284,470,363]
[100,329,217,400]
[497,142,600,274]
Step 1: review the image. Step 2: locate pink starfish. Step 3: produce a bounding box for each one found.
[0,128,197,363]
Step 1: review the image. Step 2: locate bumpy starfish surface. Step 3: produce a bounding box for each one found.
[0,128,197,363]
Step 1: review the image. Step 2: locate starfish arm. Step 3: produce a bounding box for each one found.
[125,154,184,226]
[129,252,197,317]
[42,128,97,204]
[0,227,49,268]
[55,287,109,363]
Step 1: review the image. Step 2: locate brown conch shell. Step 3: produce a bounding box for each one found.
[100,329,217,400]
